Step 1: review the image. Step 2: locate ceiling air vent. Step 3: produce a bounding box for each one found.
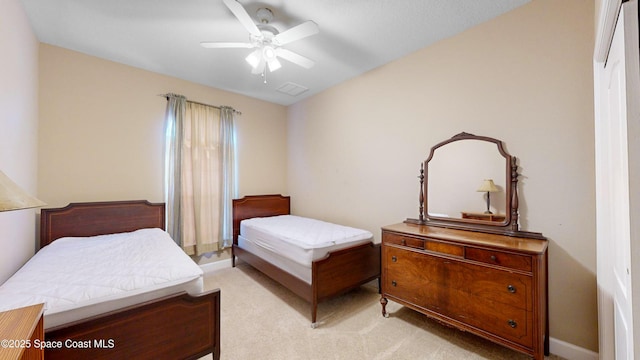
[276,82,309,96]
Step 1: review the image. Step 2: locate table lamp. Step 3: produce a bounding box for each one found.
[477,179,499,214]
[0,170,46,211]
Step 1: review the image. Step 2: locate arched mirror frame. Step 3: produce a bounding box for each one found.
[406,132,544,239]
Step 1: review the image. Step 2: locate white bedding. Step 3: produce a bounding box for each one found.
[239,215,373,279]
[0,228,203,329]
[238,234,313,283]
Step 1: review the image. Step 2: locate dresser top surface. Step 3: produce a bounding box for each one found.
[0,303,44,359]
[382,222,548,254]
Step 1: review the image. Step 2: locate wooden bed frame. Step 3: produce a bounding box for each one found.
[39,200,221,360]
[232,194,381,327]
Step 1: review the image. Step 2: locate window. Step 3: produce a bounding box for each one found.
[164,94,236,255]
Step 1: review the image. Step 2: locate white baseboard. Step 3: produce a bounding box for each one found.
[550,337,598,360]
[199,258,233,275]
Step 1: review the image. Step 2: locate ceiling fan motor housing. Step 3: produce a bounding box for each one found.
[256,8,274,24]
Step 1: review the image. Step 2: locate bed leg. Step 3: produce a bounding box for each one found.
[232,246,236,267]
[380,296,389,318]
[311,300,318,328]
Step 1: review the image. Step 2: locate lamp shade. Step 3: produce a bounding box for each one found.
[477,179,499,193]
[0,171,46,211]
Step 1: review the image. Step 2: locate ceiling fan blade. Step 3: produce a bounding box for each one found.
[200,41,253,49]
[275,48,315,69]
[222,0,262,37]
[273,21,319,45]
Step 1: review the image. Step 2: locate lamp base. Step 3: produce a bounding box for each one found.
[484,192,493,215]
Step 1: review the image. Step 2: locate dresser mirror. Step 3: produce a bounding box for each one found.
[427,137,508,221]
[407,132,543,239]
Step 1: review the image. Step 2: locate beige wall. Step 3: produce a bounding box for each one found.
[0,0,40,283]
[288,0,597,352]
[595,0,603,23]
[38,44,288,262]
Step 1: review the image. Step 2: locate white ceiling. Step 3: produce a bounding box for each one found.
[20,0,530,106]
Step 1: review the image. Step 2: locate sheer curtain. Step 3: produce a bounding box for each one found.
[219,106,236,248]
[165,94,236,255]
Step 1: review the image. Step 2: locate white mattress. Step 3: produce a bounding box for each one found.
[0,228,203,329]
[238,234,313,283]
[238,215,373,281]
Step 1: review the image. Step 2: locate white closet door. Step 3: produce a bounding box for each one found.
[595,1,640,358]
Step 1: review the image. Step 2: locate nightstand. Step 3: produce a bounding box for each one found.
[0,304,44,360]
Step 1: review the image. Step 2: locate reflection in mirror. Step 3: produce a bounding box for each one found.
[427,139,507,220]
[408,132,544,239]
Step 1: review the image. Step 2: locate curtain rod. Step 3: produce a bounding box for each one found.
[158,94,242,115]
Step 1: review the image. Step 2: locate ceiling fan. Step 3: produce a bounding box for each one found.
[201,0,319,77]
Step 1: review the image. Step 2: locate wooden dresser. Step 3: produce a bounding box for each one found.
[380,222,548,360]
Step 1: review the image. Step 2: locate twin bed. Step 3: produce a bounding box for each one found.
[0,194,379,359]
[0,200,220,360]
[232,194,381,327]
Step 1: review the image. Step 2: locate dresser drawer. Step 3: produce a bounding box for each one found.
[424,240,464,257]
[460,297,533,348]
[383,232,463,257]
[383,232,424,249]
[465,247,532,272]
[384,246,531,310]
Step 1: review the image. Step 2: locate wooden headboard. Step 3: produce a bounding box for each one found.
[232,194,290,245]
[40,200,165,249]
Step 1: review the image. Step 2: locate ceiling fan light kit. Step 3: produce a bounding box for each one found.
[245,46,281,74]
[201,0,319,80]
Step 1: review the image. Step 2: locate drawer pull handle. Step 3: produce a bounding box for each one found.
[490,255,497,261]
[391,280,397,287]
[401,239,406,245]
[391,256,397,263]
[508,319,517,328]
[507,285,516,293]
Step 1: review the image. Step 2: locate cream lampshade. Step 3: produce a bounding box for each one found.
[477,179,499,214]
[0,171,46,211]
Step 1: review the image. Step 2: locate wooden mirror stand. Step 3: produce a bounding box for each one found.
[406,132,544,240]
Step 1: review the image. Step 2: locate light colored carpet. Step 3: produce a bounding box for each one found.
[201,264,564,360]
